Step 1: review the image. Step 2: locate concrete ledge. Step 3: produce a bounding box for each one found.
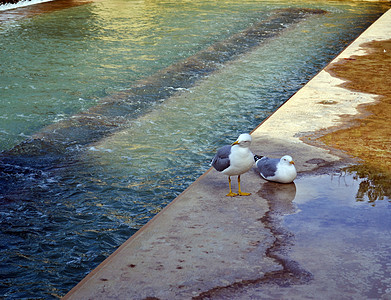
[63,8,391,300]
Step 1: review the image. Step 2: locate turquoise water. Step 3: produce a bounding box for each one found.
[0,0,389,298]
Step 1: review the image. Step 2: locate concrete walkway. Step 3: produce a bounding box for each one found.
[63,8,391,300]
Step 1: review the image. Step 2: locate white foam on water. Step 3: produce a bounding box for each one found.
[0,0,54,12]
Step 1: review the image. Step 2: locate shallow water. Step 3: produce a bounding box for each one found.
[284,172,391,298]
[216,170,391,299]
[0,0,390,298]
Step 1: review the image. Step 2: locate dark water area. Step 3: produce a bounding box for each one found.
[0,0,390,298]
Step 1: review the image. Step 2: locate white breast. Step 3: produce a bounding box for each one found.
[271,163,297,183]
[221,145,254,176]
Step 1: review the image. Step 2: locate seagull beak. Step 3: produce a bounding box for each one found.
[232,141,239,146]
[290,161,295,165]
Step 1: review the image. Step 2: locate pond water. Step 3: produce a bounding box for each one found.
[0,0,389,298]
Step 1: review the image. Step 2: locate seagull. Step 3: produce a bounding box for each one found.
[254,155,297,183]
[211,133,254,197]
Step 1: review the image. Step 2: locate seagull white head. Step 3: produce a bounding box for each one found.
[232,133,252,147]
[280,155,295,165]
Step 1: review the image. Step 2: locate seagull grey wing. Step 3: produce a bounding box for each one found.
[257,157,279,178]
[211,145,231,172]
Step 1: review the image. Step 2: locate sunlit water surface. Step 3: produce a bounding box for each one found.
[0,0,389,298]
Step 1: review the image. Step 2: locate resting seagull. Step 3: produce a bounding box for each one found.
[254,155,297,183]
[211,133,254,197]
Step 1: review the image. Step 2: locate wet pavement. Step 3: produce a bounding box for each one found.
[64,7,391,300]
[201,173,391,299]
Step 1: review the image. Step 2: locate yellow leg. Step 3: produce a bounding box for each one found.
[237,175,251,196]
[226,176,238,197]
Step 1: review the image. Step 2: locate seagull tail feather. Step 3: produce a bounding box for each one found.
[254,155,263,162]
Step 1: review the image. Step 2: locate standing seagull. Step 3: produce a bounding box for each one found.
[211,133,254,197]
[254,155,297,183]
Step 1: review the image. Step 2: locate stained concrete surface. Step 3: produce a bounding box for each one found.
[64,8,391,300]
[321,39,391,175]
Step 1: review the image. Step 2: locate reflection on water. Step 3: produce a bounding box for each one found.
[258,181,296,215]
[280,172,391,299]
[252,171,391,298]
[257,181,315,286]
[344,164,391,205]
